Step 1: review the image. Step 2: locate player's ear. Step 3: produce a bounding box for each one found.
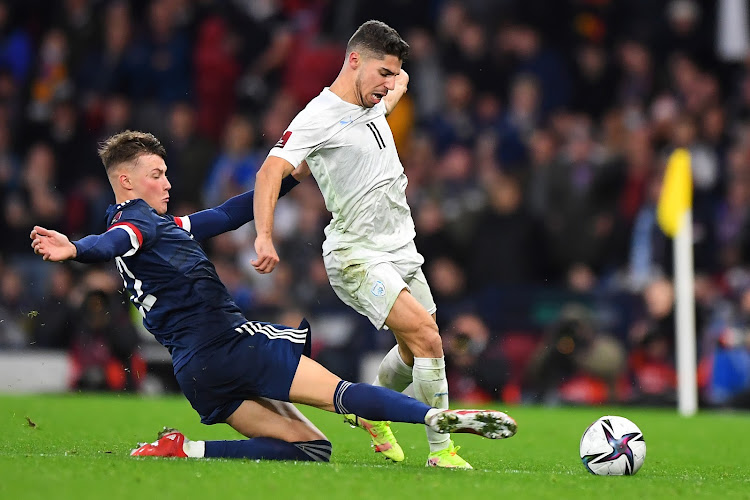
[348,50,360,69]
[119,173,132,191]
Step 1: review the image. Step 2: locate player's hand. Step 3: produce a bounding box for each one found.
[252,236,279,274]
[30,226,77,261]
[395,69,409,91]
[385,69,409,115]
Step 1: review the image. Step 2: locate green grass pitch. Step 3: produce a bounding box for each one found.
[1,394,748,500]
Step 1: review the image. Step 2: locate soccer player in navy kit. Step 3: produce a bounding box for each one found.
[30,130,516,461]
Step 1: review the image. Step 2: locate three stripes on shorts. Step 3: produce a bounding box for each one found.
[234,321,307,344]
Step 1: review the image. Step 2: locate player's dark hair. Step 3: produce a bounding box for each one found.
[98,130,167,172]
[347,20,409,62]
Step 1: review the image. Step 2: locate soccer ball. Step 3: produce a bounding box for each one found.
[579,415,646,476]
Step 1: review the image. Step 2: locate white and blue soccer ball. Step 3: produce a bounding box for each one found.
[579,415,646,476]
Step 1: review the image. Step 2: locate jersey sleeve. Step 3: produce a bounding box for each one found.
[72,229,134,263]
[180,174,300,241]
[106,202,158,256]
[267,112,324,168]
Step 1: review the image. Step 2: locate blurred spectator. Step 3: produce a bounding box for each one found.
[570,43,618,121]
[202,113,260,206]
[443,312,509,403]
[413,198,462,264]
[700,285,750,407]
[29,264,75,349]
[131,0,192,107]
[464,172,545,289]
[427,73,476,153]
[708,325,750,408]
[403,27,443,123]
[525,303,626,405]
[26,28,73,127]
[97,92,134,141]
[0,118,19,197]
[75,1,139,125]
[626,174,670,292]
[4,142,64,258]
[542,121,619,283]
[502,23,571,116]
[163,101,217,209]
[496,73,540,166]
[626,278,679,405]
[657,0,716,71]
[616,39,654,107]
[525,127,558,217]
[69,287,143,391]
[0,1,32,85]
[427,256,473,325]
[0,267,31,348]
[56,0,98,71]
[193,15,240,141]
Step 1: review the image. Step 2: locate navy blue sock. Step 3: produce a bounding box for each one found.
[204,438,331,462]
[333,380,431,423]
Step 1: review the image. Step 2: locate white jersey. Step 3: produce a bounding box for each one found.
[268,87,415,255]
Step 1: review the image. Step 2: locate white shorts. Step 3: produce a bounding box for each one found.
[323,241,437,330]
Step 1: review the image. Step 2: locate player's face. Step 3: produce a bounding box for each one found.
[128,154,171,214]
[355,54,401,108]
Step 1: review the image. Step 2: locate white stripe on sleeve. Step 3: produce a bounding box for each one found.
[177,216,191,233]
[107,225,140,257]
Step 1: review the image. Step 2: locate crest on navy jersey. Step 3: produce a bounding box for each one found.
[112,211,123,223]
[275,130,292,148]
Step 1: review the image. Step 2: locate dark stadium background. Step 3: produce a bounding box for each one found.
[2,0,750,411]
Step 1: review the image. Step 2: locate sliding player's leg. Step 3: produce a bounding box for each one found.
[288,355,517,440]
[131,397,332,462]
[343,338,412,461]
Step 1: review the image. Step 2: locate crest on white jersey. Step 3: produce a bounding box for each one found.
[371,280,386,297]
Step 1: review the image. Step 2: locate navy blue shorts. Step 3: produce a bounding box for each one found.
[175,318,311,425]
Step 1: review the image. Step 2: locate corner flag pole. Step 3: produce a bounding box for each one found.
[674,208,697,416]
[657,148,697,416]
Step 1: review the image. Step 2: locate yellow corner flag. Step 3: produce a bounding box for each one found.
[657,148,692,237]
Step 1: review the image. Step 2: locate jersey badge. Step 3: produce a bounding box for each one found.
[371,280,386,297]
[112,210,123,223]
[275,130,292,148]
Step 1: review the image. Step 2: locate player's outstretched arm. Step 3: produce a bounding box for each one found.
[252,155,296,274]
[30,226,77,261]
[32,225,135,263]
[384,69,409,116]
[185,164,310,242]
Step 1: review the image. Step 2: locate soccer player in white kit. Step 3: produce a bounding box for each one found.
[251,20,516,468]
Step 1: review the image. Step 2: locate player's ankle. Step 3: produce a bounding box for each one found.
[183,439,206,458]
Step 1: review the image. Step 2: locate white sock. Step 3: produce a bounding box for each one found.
[183,439,206,458]
[372,344,413,393]
[412,356,451,452]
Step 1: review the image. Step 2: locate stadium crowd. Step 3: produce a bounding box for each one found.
[2,0,750,409]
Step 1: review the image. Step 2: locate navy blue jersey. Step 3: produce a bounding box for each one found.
[104,199,247,371]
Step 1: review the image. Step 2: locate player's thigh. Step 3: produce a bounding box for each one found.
[288,355,341,412]
[324,254,407,330]
[225,396,327,442]
[404,267,437,317]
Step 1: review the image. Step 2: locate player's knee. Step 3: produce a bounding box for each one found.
[405,321,442,358]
